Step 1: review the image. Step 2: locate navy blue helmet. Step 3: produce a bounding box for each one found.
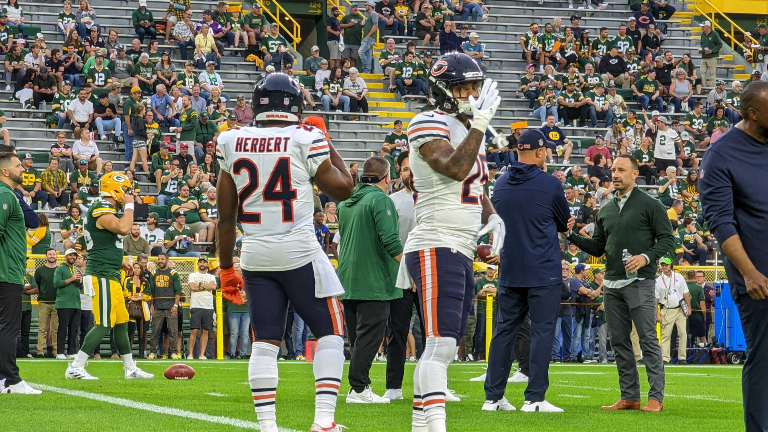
[252,72,304,123]
[427,52,485,114]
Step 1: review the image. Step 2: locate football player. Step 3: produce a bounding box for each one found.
[65,172,154,380]
[403,52,505,432]
[216,73,354,432]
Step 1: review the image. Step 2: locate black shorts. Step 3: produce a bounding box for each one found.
[522,50,539,60]
[189,308,213,330]
[243,260,345,341]
[655,158,678,174]
[404,247,475,341]
[70,121,92,132]
[681,157,695,168]
[416,30,437,40]
[688,319,706,338]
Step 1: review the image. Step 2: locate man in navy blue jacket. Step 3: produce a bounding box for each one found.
[482,130,572,413]
[700,81,768,432]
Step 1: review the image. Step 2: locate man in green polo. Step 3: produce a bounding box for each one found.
[699,20,722,88]
[337,156,402,404]
[53,248,82,359]
[0,152,42,394]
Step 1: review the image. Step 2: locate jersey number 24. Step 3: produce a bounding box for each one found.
[233,157,298,224]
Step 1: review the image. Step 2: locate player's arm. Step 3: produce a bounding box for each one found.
[95,195,135,235]
[216,170,239,271]
[418,131,485,182]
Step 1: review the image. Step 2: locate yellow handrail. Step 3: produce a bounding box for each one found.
[260,0,302,51]
[693,0,758,57]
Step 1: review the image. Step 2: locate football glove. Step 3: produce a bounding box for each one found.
[477,213,506,258]
[469,79,501,134]
[220,266,245,305]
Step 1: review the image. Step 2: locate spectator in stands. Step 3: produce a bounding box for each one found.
[520,64,541,110]
[463,32,484,65]
[540,114,573,164]
[20,42,44,80]
[344,67,369,118]
[414,3,438,47]
[358,1,379,74]
[60,43,83,89]
[632,68,663,111]
[72,128,102,174]
[725,80,742,124]
[595,176,615,208]
[558,82,588,127]
[438,20,460,55]
[586,83,614,128]
[162,0,190,45]
[124,223,151,257]
[649,0,675,25]
[176,61,199,97]
[85,52,112,92]
[201,9,228,56]
[532,84,558,123]
[588,153,611,186]
[134,52,156,95]
[698,21,722,89]
[150,84,178,131]
[66,87,93,137]
[40,157,70,209]
[243,2,268,49]
[304,46,325,77]
[140,213,164,256]
[584,134,612,167]
[175,92,199,144]
[326,6,342,69]
[73,181,100,213]
[261,22,290,65]
[634,136,657,184]
[74,0,99,39]
[18,153,43,209]
[375,0,401,42]
[4,43,24,91]
[230,94,253,126]
[658,166,682,207]
[164,211,199,257]
[198,61,226,102]
[45,49,65,88]
[321,66,349,113]
[669,68,693,113]
[339,3,363,68]
[155,52,177,90]
[704,78,727,114]
[194,113,217,158]
[93,92,121,141]
[82,26,103,62]
[150,141,172,188]
[103,29,119,60]
[633,1,655,34]
[58,1,77,36]
[683,101,709,148]
[649,113,679,174]
[680,217,707,265]
[124,38,143,63]
[31,66,57,110]
[188,84,207,113]
[172,9,197,61]
[394,51,426,97]
[60,205,82,251]
[378,39,401,94]
[69,158,95,194]
[194,24,221,70]
[599,45,629,89]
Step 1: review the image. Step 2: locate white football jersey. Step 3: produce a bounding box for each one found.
[404,110,489,259]
[217,124,330,271]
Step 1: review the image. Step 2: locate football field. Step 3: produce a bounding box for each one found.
[3,360,744,432]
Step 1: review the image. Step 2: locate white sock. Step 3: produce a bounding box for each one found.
[313,335,344,428]
[412,359,427,429]
[71,351,89,368]
[419,337,455,432]
[122,353,135,370]
[249,342,280,432]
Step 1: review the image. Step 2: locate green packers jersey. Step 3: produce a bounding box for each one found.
[585,90,607,107]
[151,151,172,172]
[612,35,633,54]
[262,34,289,55]
[379,50,402,67]
[634,148,654,164]
[0,25,13,46]
[58,11,76,27]
[69,170,97,193]
[591,37,611,57]
[520,32,539,52]
[537,33,558,52]
[200,199,218,220]
[61,216,83,235]
[384,131,408,149]
[683,112,707,131]
[181,175,202,198]
[707,116,730,133]
[726,90,740,109]
[169,196,201,223]
[560,73,580,87]
[395,61,420,80]
[243,12,269,31]
[134,62,155,80]
[520,74,540,92]
[176,71,198,89]
[756,33,768,62]
[86,66,112,87]
[676,140,696,158]
[160,171,183,196]
[566,176,588,191]
[559,91,583,104]
[622,118,638,130]
[562,250,588,264]
[20,167,40,192]
[164,224,194,253]
[657,177,684,202]
[581,73,601,91]
[52,91,74,114]
[75,190,101,208]
[322,78,343,94]
[679,230,699,250]
[5,51,23,68]
[83,200,124,280]
[634,78,659,96]
[625,57,640,74]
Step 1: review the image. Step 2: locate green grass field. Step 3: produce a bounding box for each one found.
[2,359,744,432]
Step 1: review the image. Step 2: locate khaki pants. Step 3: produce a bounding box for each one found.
[602,72,630,89]
[700,57,718,88]
[660,306,687,362]
[37,302,59,355]
[630,322,642,361]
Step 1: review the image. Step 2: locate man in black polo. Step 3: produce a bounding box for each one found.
[567,154,674,412]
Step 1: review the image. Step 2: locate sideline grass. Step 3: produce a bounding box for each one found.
[2,360,744,432]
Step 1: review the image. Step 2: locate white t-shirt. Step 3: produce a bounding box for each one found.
[72,139,99,159]
[389,188,416,248]
[68,98,94,123]
[188,272,216,309]
[654,128,680,161]
[654,271,689,308]
[141,225,165,246]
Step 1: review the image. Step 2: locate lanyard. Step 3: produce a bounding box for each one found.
[207,72,218,85]
[661,273,675,304]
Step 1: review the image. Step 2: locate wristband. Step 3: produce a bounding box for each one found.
[124,203,135,211]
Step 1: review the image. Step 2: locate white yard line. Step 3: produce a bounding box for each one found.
[553,383,740,404]
[29,383,302,432]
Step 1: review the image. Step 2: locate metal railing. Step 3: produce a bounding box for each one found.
[260,0,302,50]
[693,0,758,55]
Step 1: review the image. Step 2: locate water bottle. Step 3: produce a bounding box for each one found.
[622,249,637,279]
[680,300,689,315]
[180,236,189,249]
[515,90,520,98]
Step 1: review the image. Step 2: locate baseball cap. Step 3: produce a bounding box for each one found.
[716,79,726,86]
[148,212,159,219]
[699,20,712,27]
[180,142,189,148]
[691,196,699,202]
[116,44,126,52]
[237,94,245,100]
[460,24,469,30]
[23,153,33,160]
[516,130,557,151]
[394,119,403,125]
[205,60,216,67]
[628,16,636,21]
[39,66,48,74]
[651,110,660,116]
[596,134,605,140]
[487,162,498,171]
[574,263,590,273]
[139,0,147,5]
[583,192,593,199]
[759,24,767,29]
[660,257,672,265]
[349,2,358,7]
[253,2,261,7]
[131,86,141,93]
[64,248,78,256]
[582,29,590,33]
[469,32,479,38]
[657,115,669,124]
[185,60,195,67]
[570,15,581,21]
[78,159,88,165]
[198,255,209,262]
[227,112,237,120]
[367,0,376,6]
[595,82,605,88]
[199,112,209,120]
[487,264,497,270]
[203,9,212,15]
[647,68,656,73]
[684,211,694,218]
[331,6,339,12]
[36,33,44,40]
[175,210,186,217]
[607,83,616,89]
[311,45,319,52]
[681,131,690,140]
[206,140,216,146]
[270,22,278,27]
[754,70,763,76]
[593,268,604,275]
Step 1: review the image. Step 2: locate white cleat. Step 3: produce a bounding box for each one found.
[412,426,428,432]
[310,422,346,432]
[508,370,529,383]
[520,400,564,413]
[65,364,98,380]
[125,367,155,380]
[469,373,487,382]
[0,380,42,394]
[186,355,194,360]
[56,354,67,360]
[199,355,207,360]
[482,397,516,411]
[445,389,461,402]
[346,386,390,404]
[170,354,179,360]
[383,389,403,400]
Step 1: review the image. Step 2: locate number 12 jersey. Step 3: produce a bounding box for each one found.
[217,124,330,272]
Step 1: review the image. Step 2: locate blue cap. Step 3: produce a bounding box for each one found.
[648,68,656,73]
[574,263,590,273]
[517,129,557,150]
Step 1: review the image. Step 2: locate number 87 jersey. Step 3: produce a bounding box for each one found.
[216,124,330,272]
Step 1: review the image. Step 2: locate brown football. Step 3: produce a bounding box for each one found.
[164,364,195,380]
[476,244,492,262]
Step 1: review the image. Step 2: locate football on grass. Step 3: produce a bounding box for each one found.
[164,364,195,380]
[476,244,492,262]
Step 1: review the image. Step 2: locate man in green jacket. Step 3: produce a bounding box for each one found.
[178,94,199,149]
[699,20,722,88]
[337,156,402,404]
[54,249,82,359]
[132,0,157,44]
[567,154,674,412]
[0,152,42,394]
